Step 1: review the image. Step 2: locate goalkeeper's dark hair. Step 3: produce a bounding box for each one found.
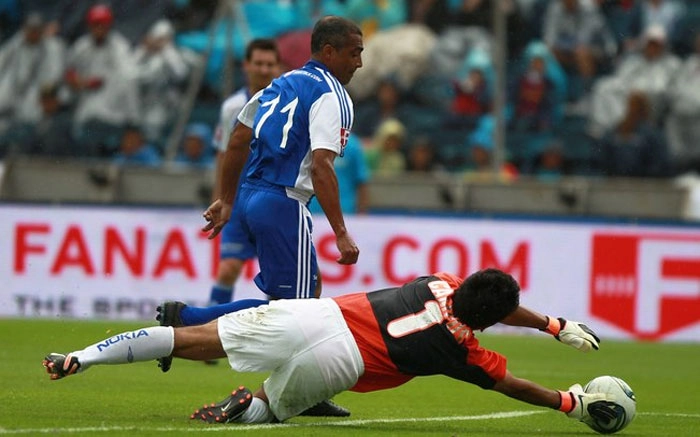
[452,268,520,330]
[311,16,362,54]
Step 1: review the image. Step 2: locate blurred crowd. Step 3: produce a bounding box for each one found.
[1,0,700,181]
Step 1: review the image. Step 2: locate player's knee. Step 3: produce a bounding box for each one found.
[173,322,225,359]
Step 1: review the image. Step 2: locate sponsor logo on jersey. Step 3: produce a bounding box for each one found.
[339,128,349,157]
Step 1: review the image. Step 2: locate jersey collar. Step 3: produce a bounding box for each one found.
[305,59,330,74]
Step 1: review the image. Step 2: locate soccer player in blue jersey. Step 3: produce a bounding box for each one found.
[158,16,364,416]
[208,39,280,308]
[202,16,363,301]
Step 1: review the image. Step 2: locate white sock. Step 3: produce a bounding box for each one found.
[72,326,174,371]
[238,397,275,423]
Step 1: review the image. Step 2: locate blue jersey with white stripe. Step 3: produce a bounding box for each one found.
[246,59,354,201]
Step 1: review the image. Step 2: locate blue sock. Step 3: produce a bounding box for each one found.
[209,284,233,306]
[180,299,268,326]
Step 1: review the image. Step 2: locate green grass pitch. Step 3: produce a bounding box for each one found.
[1,318,698,436]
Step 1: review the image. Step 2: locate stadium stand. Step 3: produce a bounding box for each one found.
[0,0,698,222]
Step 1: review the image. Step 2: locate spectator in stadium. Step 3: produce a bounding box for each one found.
[406,135,443,174]
[444,47,492,131]
[665,32,700,175]
[353,76,405,139]
[29,0,178,45]
[206,38,280,311]
[4,83,74,157]
[365,118,407,178]
[112,124,162,167]
[43,268,613,429]
[27,0,96,44]
[623,0,685,53]
[463,117,519,182]
[505,47,561,174]
[542,0,617,99]
[526,40,569,110]
[451,66,490,120]
[508,53,556,134]
[133,19,196,146]
[588,24,680,138]
[598,91,669,178]
[65,4,139,157]
[174,122,215,168]
[309,132,370,215]
[0,12,65,138]
[534,140,566,182]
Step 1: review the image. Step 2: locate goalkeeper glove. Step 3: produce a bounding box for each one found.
[542,316,600,352]
[559,384,619,422]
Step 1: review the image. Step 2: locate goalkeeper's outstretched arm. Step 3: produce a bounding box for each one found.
[500,306,601,352]
[491,371,613,421]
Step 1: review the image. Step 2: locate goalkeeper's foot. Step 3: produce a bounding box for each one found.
[191,386,253,424]
[43,353,80,380]
[155,301,187,373]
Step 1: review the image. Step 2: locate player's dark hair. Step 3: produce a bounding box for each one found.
[452,268,520,330]
[311,16,362,53]
[245,38,279,61]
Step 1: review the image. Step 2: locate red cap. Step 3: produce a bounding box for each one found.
[87,5,113,26]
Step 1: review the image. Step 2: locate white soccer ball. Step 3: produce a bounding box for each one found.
[582,375,637,434]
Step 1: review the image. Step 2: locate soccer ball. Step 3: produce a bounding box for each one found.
[582,376,637,434]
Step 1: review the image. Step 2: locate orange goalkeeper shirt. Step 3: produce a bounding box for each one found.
[333,272,507,393]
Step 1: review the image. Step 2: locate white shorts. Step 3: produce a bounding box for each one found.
[217,298,364,421]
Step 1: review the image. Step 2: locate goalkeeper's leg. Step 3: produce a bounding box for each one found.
[43,322,224,379]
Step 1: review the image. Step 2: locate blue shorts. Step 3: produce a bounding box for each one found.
[219,201,256,261]
[236,183,318,299]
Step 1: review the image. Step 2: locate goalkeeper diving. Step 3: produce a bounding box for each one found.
[43,268,614,428]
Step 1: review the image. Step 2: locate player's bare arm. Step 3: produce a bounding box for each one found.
[501,306,601,352]
[500,306,549,329]
[490,371,614,423]
[491,371,561,408]
[311,148,359,265]
[202,123,253,239]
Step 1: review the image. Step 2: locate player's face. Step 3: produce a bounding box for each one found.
[245,49,279,93]
[89,23,110,42]
[327,33,363,85]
